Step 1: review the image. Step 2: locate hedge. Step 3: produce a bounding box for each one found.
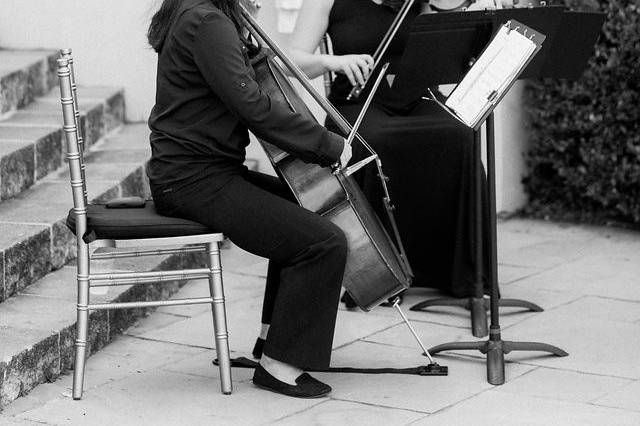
[522,0,640,224]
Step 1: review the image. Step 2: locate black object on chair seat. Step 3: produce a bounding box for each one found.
[66,200,212,243]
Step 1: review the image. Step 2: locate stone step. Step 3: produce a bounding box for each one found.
[0,49,58,116]
[0,245,206,409]
[0,85,124,202]
[0,123,150,304]
[0,122,241,408]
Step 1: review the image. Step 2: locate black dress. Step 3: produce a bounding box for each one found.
[325,0,490,297]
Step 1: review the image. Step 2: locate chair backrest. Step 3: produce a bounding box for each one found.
[319,34,334,98]
[57,55,88,243]
[59,49,88,205]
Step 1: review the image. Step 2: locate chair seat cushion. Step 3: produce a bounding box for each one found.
[66,201,213,243]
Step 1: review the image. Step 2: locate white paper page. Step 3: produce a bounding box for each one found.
[466,31,535,126]
[445,25,536,127]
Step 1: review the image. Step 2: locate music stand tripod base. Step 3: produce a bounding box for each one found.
[429,326,568,385]
[410,296,544,338]
[428,112,568,386]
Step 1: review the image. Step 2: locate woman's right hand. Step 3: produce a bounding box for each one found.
[324,54,374,87]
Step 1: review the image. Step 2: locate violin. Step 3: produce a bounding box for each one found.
[349,0,534,100]
[347,0,418,100]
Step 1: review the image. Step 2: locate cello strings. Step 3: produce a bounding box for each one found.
[347,0,417,99]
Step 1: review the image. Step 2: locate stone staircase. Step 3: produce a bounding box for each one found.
[0,49,228,408]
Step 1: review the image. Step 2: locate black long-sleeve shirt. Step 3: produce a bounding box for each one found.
[147,0,344,191]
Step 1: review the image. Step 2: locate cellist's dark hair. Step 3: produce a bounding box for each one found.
[148,0,242,53]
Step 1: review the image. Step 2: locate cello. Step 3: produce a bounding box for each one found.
[239,7,412,311]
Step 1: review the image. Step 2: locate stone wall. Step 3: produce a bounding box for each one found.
[0,0,529,212]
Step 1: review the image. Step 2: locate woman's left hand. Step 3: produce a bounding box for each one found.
[466,0,503,10]
[324,54,374,87]
[466,0,521,9]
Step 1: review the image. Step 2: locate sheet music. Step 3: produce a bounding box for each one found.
[445,24,537,127]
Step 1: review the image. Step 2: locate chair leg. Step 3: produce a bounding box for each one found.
[73,241,91,400]
[207,241,232,395]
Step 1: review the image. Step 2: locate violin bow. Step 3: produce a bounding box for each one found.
[342,63,390,177]
[240,5,375,156]
[347,0,417,100]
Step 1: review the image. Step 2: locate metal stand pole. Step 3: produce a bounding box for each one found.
[426,113,568,385]
[410,116,543,337]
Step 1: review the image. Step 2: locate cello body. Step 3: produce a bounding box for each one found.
[251,51,410,311]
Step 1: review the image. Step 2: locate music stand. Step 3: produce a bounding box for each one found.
[400,6,566,337]
[390,6,604,383]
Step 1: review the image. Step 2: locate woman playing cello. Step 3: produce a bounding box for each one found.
[147,0,352,398]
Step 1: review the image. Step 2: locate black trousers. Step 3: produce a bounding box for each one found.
[152,170,347,369]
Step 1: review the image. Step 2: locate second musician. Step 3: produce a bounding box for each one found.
[289,0,491,302]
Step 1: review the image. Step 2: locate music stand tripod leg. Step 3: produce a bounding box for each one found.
[410,297,471,310]
[497,299,544,312]
[471,128,489,337]
[427,113,568,386]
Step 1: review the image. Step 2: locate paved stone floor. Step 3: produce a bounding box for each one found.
[2,218,640,425]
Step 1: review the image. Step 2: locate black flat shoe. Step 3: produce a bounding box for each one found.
[252,337,265,359]
[252,364,331,398]
[340,291,358,309]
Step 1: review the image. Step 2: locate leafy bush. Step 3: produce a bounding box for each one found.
[523,0,640,224]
